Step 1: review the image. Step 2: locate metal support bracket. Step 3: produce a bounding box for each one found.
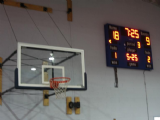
[0,0,4,4]
[114,67,118,88]
[44,94,49,99]
[43,7,47,12]
[20,3,27,8]
[67,8,72,14]
[69,102,80,109]
[44,90,68,98]
[0,87,15,97]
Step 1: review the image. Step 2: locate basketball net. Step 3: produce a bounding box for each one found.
[50,77,70,98]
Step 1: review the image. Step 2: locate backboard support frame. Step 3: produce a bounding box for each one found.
[0,45,87,103]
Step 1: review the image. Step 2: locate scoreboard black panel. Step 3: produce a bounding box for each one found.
[104,23,153,70]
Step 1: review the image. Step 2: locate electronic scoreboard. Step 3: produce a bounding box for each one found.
[104,23,153,70]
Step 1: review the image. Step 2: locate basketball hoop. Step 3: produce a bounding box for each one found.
[50,77,70,98]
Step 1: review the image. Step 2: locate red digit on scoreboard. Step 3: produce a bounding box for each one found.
[147,56,151,63]
[126,53,130,60]
[115,52,117,59]
[113,31,119,40]
[134,54,138,61]
[126,53,139,62]
[112,52,118,59]
[146,37,150,46]
[135,30,139,39]
[137,41,141,48]
[131,29,135,38]
[125,28,139,39]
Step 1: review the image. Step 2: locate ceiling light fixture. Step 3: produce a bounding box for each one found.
[49,53,54,61]
[31,68,36,71]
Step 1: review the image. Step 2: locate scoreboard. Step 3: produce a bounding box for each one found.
[104,23,153,70]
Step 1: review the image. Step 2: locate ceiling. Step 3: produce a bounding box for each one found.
[143,0,160,6]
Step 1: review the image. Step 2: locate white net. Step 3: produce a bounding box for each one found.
[50,77,70,99]
[54,83,67,98]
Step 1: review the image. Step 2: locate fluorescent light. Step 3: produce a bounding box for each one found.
[31,68,36,71]
[49,53,54,61]
[154,117,160,120]
[49,57,54,61]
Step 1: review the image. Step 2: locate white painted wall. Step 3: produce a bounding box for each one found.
[0,0,160,120]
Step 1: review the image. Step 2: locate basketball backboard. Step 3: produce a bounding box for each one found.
[15,42,87,90]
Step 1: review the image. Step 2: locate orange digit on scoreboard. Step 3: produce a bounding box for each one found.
[126,53,139,62]
[147,56,151,63]
[137,41,141,48]
[146,37,150,46]
[115,52,117,59]
[109,39,112,44]
[125,28,139,39]
[113,31,119,40]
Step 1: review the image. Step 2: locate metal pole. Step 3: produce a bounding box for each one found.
[45,90,69,98]
[114,67,118,88]
[51,51,54,78]
[0,87,15,96]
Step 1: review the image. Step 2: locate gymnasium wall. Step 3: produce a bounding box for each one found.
[0,0,160,120]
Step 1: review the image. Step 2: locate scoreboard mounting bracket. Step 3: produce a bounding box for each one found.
[104,23,153,70]
[114,67,118,88]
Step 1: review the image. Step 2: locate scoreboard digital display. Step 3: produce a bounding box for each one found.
[104,23,153,70]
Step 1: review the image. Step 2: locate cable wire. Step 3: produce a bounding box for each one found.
[143,71,150,120]
[26,9,49,45]
[2,5,18,42]
[48,13,72,48]
[69,21,72,47]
